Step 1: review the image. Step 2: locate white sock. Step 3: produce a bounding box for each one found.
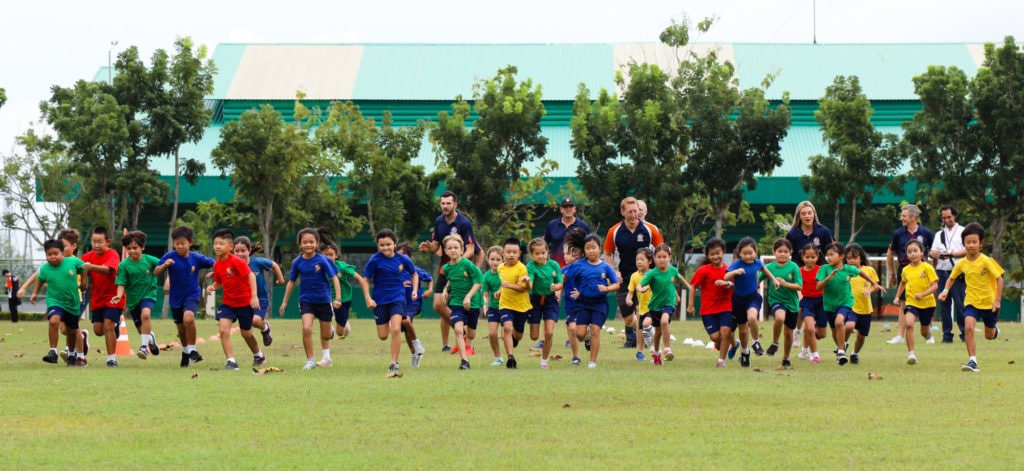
[969,355,977,362]
[140,334,151,347]
[322,349,331,359]
[801,347,809,354]
[49,347,57,353]
[227,357,236,363]
[262,323,270,332]
[255,351,264,358]
[107,354,116,362]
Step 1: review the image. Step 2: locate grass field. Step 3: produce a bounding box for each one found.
[1,317,1022,469]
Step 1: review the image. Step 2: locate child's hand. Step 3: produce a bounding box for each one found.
[206,285,216,295]
[687,305,695,314]
[278,304,286,316]
[862,289,872,297]
[714,280,730,288]
[993,298,1001,311]
[463,296,472,309]
[638,285,649,293]
[914,293,924,301]
[29,294,37,304]
[772,278,781,289]
[570,288,580,300]
[411,290,418,301]
[597,284,609,293]
[366,298,377,309]
[163,259,175,267]
[423,289,433,299]
[402,280,412,288]
[332,299,342,308]
[110,295,122,304]
[937,292,947,302]
[251,296,261,310]
[625,297,634,307]
[734,268,746,276]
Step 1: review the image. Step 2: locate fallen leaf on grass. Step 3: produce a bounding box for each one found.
[291,345,302,349]
[191,373,199,379]
[528,351,541,357]
[13,353,24,358]
[1009,360,1015,365]
[0,337,5,342]
[868,373,883,380]
[775,372,790,376]
[252,367,283,375]
[776,364,793,371]
[159,344,173,351]
[551,354,563,360]
[562,403,571,408]
[385,371,404,379]
[615,333,626,339]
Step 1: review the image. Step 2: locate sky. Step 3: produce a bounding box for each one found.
[1,0,1021,153]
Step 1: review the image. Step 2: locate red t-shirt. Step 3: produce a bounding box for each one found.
[800,265,824,298]
[81,249,124,310]
[213,254,253,308]
[690,264,732,315]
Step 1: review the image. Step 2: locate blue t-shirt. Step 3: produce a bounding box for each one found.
[727,258,766,296]
[561,264,575,311]
[288,253,340,304]
[430,212,477,265]
[564,259,619,302]
[159,250,215,308]
[248,256,275,302]
[400,265,433,305]
[364,252,417,305]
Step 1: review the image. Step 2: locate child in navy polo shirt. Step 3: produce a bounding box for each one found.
[155,226,215,368]
[362,229,419,374]
[279,228,342,371]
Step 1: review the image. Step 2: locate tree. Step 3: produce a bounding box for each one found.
[0,88,6,109]
[800,75,905,243]
[431,66,548,226]
[0,128,79,245]
[904,36,1024,263]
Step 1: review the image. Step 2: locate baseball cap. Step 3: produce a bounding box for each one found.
[560,197,575,207]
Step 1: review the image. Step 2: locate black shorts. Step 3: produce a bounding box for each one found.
[300,302,334,323]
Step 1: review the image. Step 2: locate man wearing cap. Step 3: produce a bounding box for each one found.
[543,197,592,267]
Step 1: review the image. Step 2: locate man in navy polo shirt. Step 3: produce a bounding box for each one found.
[886,204,934,344]
[543,197,591,267]
[419,191,478,353]
[604,196,663,348]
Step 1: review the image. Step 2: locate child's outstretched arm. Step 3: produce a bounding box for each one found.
[279,280,295,316]
[857,271,887,294]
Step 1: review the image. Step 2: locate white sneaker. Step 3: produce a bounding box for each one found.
[302,359,316,370]
[316,357,333,367]
[587,361,597,369]
[412,339,426,355]
[411,353,422,368]
[886,336,905,344]
[797,351,811,361]
[907,352,918,365]
[540,359,549,369]
[925,336,936,344]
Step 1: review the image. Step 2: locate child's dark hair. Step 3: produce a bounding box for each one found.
[319,231,340,254]
[772,238,793,252]
[503,237,522,249]
[653,243,672,257]
[376,228,398,244]
[122,230,147,248]
[1,269,9,276]
[58,228,80,246]
[962,222,985,242]
[43,239,64,253]
[564,228,587,256]
[823,242,845,256]
[843,243,869,265]
[92,226,111,241]
[396,242,414,256]
[800,243,820,260]
[213,228,235,242]
[701,238,726,265]
[734,237,758,257]
[636,247,654,266]
[171,226,195,242]
[234,236,263,254]
[527,237,547,254]
[583,234,601,249]
[905,239,925,254]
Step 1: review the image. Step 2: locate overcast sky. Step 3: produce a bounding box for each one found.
[1,0,1021,152]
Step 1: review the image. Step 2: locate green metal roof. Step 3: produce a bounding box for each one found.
[733,43,979,100]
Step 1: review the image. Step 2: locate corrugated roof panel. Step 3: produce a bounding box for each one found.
[226,45,364,100]
[768,125,905,178]
[351,44,614,101]
[210,44,247,100]
[733,44,978,100]
[612,43,735,96]
[966,43,987,68]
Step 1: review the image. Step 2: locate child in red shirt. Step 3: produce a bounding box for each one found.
[207,228,264,370]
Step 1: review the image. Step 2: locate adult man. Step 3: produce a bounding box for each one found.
[543,197,591,267]
[4,269,19,323]
[886,204,934,344]
[929,205,967,343]
[604,196,663,348]
[419,191,478,353]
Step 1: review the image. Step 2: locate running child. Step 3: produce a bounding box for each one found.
[563,229,620,369]
[561,245,582,366]
[761,239,802,368]
[816,242,885,365]
[440,235,483,369]
[233,236,281,348]
[315,237,369,367]
[845,243,882,364]
[480,246,506,366]
[206,228,264,370]
[26,240,86,366]
[938,222,1003,373]
[724,237,779,367]
[361,229,418,373]
[626,248,654,361]
[396,242,433,366]
[278,228,342,370]
[110,230,162,359]
[526,238,563,369]
[797,245,826,363]
[80,226,126,368]
[21,229,89,364]
[496,237,531,369]
[687,238,736,368]
[893,239,938,365]
[638,243,692,365]
[155,226,215,368]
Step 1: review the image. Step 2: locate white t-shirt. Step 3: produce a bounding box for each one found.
[930,223,964,271]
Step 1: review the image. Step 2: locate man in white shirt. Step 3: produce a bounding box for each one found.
[929,205,966,343]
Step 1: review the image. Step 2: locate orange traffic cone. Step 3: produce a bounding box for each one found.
[115,315,133,356]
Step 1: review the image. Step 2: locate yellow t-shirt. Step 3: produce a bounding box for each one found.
[901,262,938,309]
[497,261,531,313]
[950,254,1004,310]
[849,265,878,315]
[628,270,653,315]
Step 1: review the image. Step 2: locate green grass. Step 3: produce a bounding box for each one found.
[1,318,1022,469]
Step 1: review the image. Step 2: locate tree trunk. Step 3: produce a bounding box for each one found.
[367,198,376,236]
[991,215,1008,264]
[847,202,858,244]
[832,204,841,243]
[168,147,181,251]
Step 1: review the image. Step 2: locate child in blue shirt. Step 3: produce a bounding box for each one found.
[362,229,418,374]
[397,242,434,368]
[155,226,216,368]
[279,228,342,371]
[724,237,779,367]
[563,229,620,369]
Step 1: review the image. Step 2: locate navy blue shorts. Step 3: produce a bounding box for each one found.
[49,307,80,330]
[500,309,529,333]
[334,301,352,326]
[905,305,936,326]
[800,297,827,328]
[254,299,269,318]
[826,306,854,328]
[373,301,405,326]
[300,302,334,323]
[450,306,480,331]
[486,306,500,324]
[702,311,735,335]
[564,304,577,325]
[732,292,762,325]
[574,298,609,327]
[771,303,799,330]
[963,304,998,329]
[854,311,872,336]
[128,299,156,327]
[651,306,674,328]
[171,299,200,324]
[90,307,122,324]
[217,305,255,331]
[530,294,560,323]
[404,300,422,318]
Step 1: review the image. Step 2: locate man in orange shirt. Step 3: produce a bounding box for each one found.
[604,197,663,348]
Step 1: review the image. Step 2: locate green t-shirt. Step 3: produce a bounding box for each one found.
[527,259,563,296]
[763,260,802,313]
[640,266,680,313]
[442,258,484,309]
[816,264,861,312]
[38,256,84,314]
[114,254,162,310]
[334,260,357,302]
[482,269,502,309]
